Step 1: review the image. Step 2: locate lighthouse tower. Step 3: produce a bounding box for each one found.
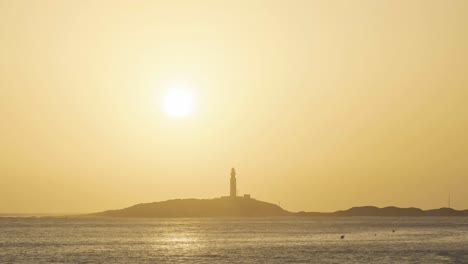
[230,168,237,197]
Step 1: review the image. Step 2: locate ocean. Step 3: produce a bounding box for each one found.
[0,217,467,263]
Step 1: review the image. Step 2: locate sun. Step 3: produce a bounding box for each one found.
[161,86,194,118]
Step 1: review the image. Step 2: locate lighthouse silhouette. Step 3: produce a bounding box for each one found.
[230,168,237,197]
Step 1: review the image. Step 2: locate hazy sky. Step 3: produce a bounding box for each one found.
[1,0,467,213]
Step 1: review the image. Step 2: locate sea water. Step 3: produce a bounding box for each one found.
[0,217,467,263]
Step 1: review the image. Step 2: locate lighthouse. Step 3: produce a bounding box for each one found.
[230,168,237,197]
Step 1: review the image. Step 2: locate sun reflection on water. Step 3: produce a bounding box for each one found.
[153,232,205,255]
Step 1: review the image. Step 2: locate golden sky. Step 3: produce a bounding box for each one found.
[1,0,467,213]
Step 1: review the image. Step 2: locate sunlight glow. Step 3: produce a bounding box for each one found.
[162,86,194,118]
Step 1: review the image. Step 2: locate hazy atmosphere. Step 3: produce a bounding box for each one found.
[1,0,467,214]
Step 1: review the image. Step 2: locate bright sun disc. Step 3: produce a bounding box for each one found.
[162,87,193,118]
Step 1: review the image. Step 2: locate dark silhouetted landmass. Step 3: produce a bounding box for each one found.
[91,197,291,217]
[297,206,468,217]
[89,198,468,218]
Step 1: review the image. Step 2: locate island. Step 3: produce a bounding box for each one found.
[91,197,290,218]
[89,169,468,218]
[90,199,468,218]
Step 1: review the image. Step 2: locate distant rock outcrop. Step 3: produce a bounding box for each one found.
[297,206,468,217]
[91,197,291,218]
[335,206,424,216]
